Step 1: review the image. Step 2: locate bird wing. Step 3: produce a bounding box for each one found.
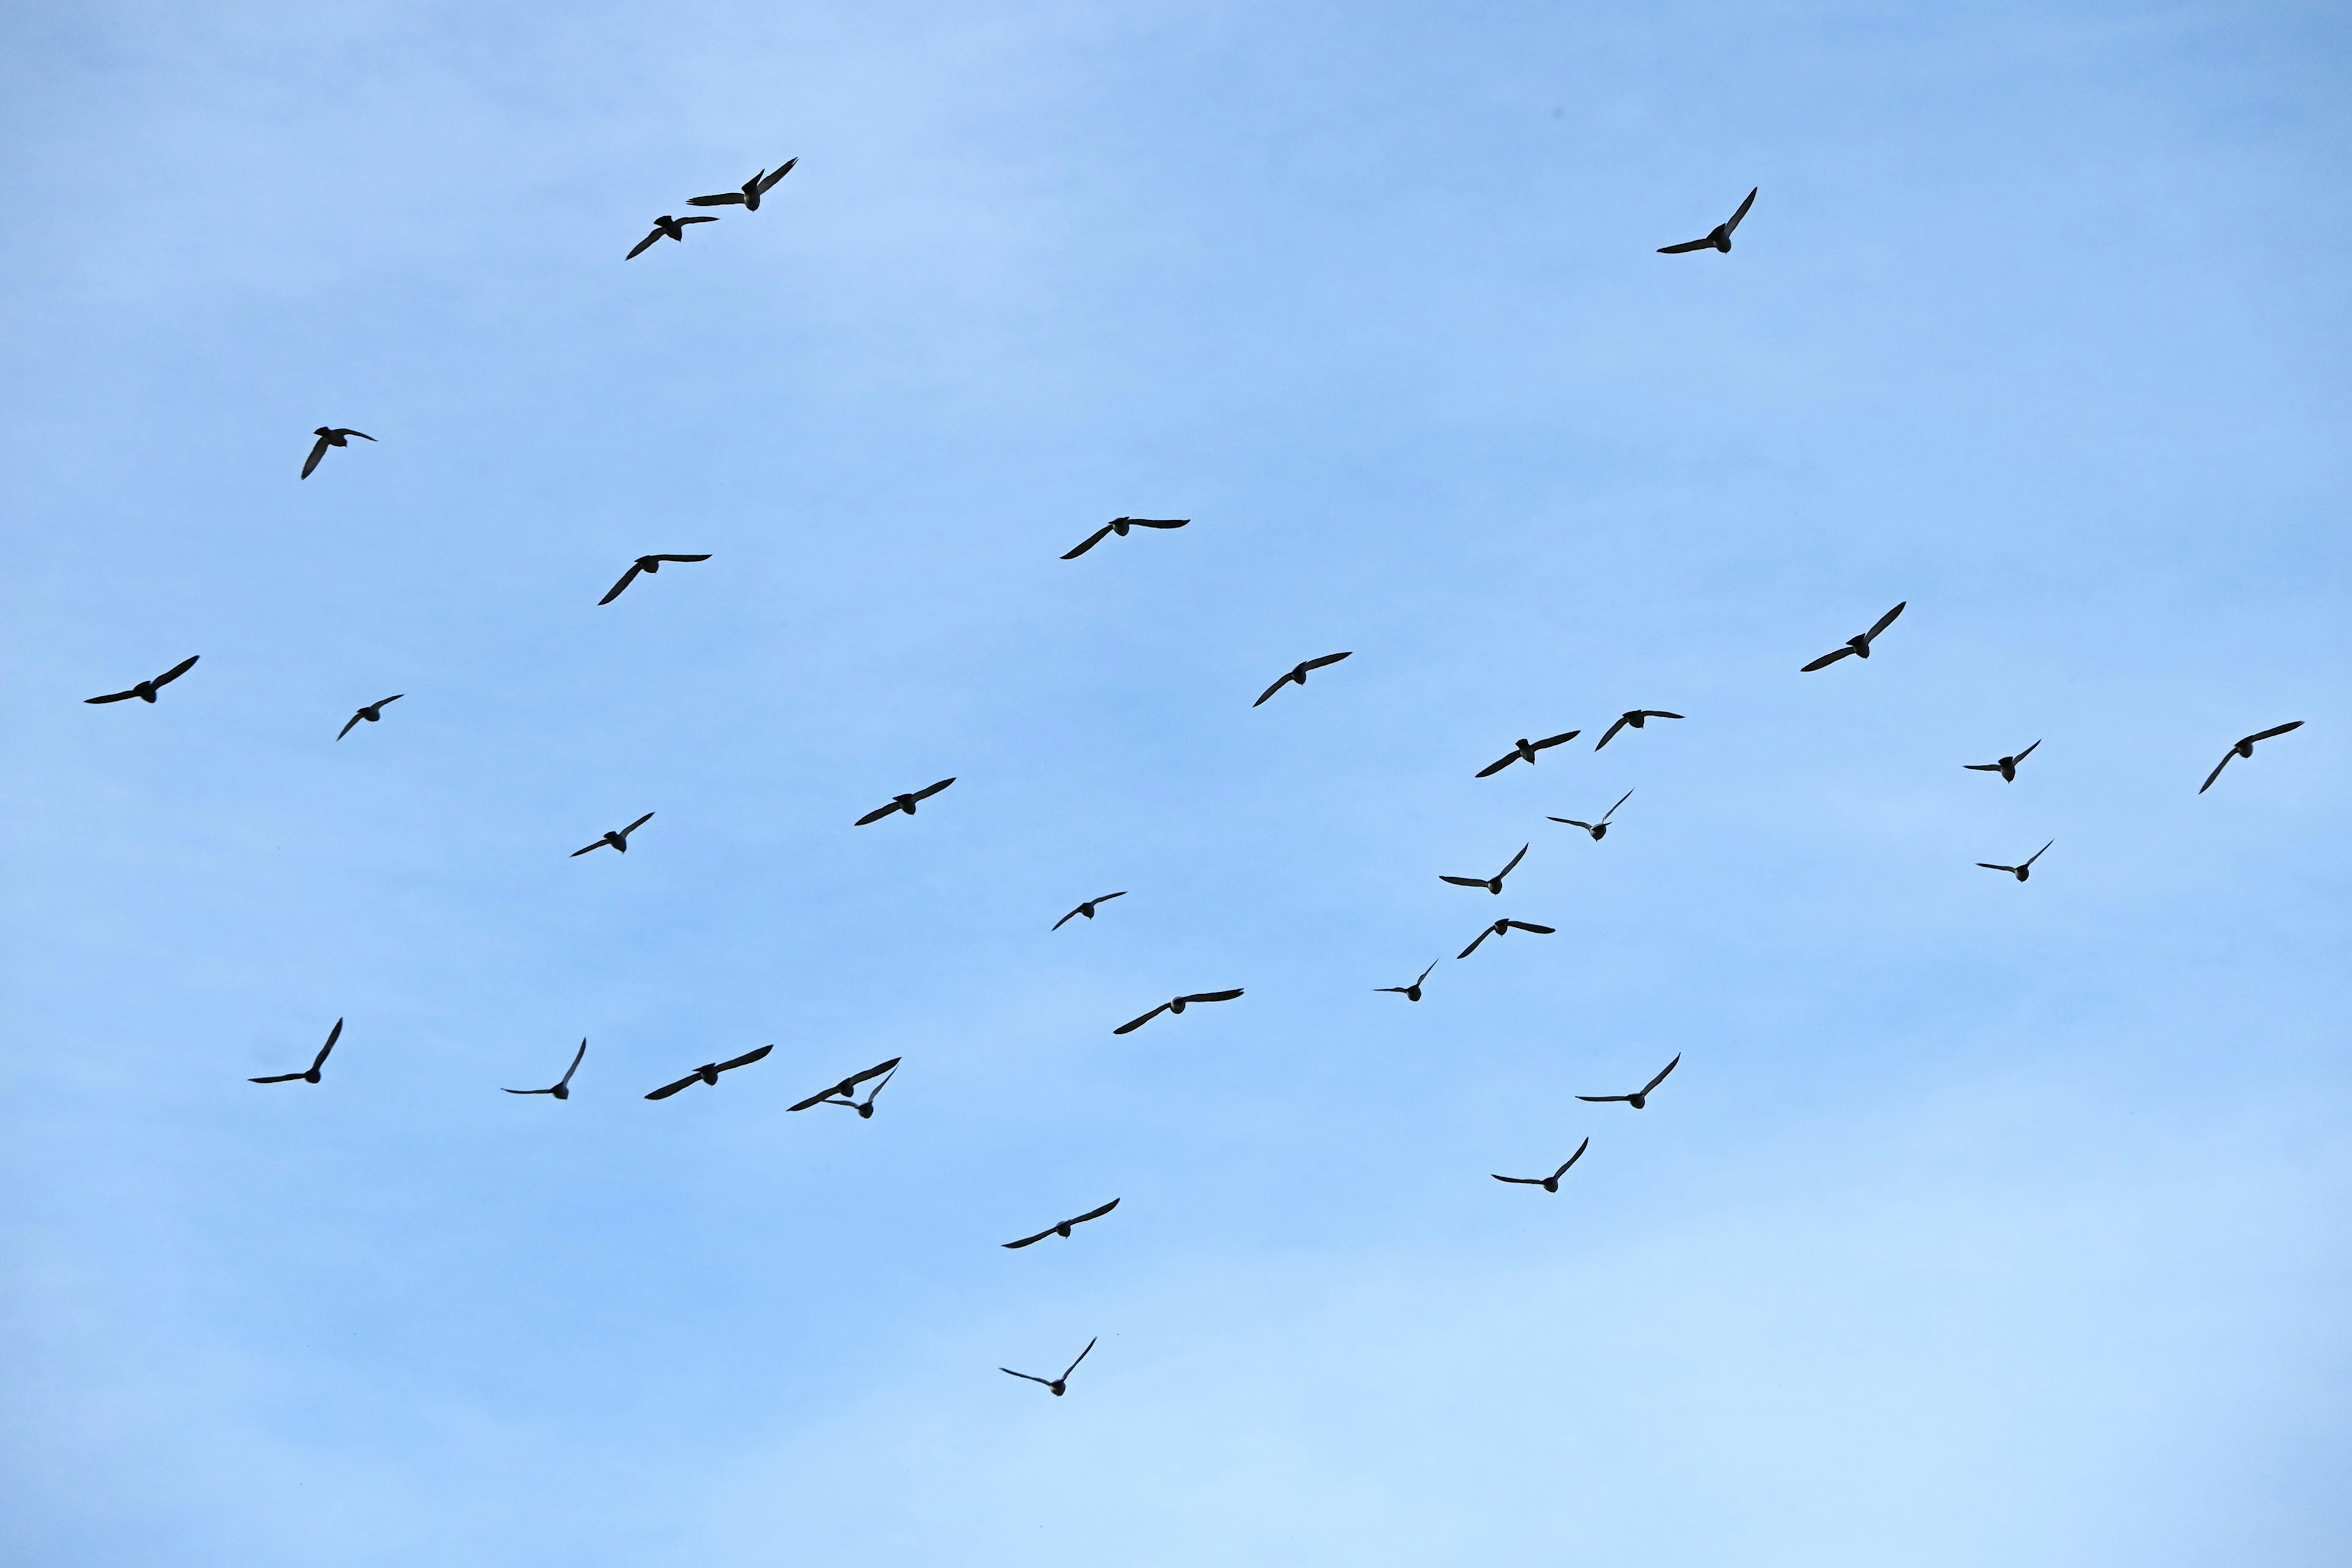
[2013,739,2041,763]
[620,812,656,837]
[687,192,748,206]
[598,562,646,603]
[1251,672,1293,707]
[2022,840,2053,868]
[678,216,718,225]
[152,656,200,688]
[1068,1199,1120,1226]
[1439,875,1490,888]
[1800,646,1856,672]
[1725,186,1758,232]
[715,1044,774,1074]
[845,1057,902,1090]
[1415,960,1438,984]
[1300,651,1352,673]
[1576,1094,1630,1103]
[644,1072,704,1100]
[85,688,138,704]
[1548,819,1594,830]
[1130,518,1188,529]
[1001,1229,1054,1250]
[859,1065,899,1105]
[1532,730,1580,750]
[788,1085,843,1112]
[2243,720,2305,745]
[337,712,364,740]
[1112,1003,1172,1035]
[911,778,956,802]
[1866,601,1907,641]
[756,158,798,192]
[1000,1367,1054,1384]
[1977,862,2015,872]
[1602,790,1634,821]
[1491,1174,1543,1184]
[1061,524,1115,559]
[1504,921,1556,934]
[626,227,664,259]
[311,1019,342,1072]
[1474,752,1521,778]
[248,1071,307,1084]
[1964,763,2000,772]
[2197,752,2233,793]
[1642,710,1684,721]
[339,431,375,442]
[1557,1137,1591,1176]
[1498,844,1528,878]
[1052,906,1085,929]
[559,1039,587,1087]
[1060,1338,1097,1379]
[570,840,607,856]
[300,432,331,477]
[650,554,712,564]
[854,801,903,825]
[1096,891,1127,904]
[1178,989,1243,1005]
[1594,716,1629,750]
[1458,927,1495,958]
[1642,1055,1680,1095]
[502,1087,552,1095]
[1656,238,1713,254]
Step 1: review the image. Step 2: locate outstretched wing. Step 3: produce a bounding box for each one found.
[1601,790,1634,821]
[910,777,956,802]
[1491,1174,1544,1185]
[1052,905,1085,930]
[2012,740,2042,763]
[1503,921,1556,934]
[1866,601,1907,641]
[1532,730,1580,751]
[1112,1003,1171,1035]
[644,1072,704,1101]
[1300,650,1352,674]
[1641,1055,1680,1096]
[678,216,718,227]
[1548,819,1594,830]
[1129,517,1188,529]
[1066,1199,1120,1226]
[1576,1094,1630,1104]
[625,227,663,260]
[2022,840,2054,869]
[559,1039,587,1088]
[1001,1229,1054,1250]
[854,801,902,825]
[2197,752,2232,793]
[310,1019,342,1072]
[687,192,748,207]
[151,656,199,688]
[337,711,364,740]
[1000,1367,1053,1385]
[1178,989,1243,1005]
[1439,875,1489,888]
[2242,720,2305,746]
[1458,926,1496,959]
[1642,710,1684,721]
[1061,524,1115,559]
[248,1071,307,1084]
[1474,752,1521,778]
[598,562,646,604]
[1594,716,1630,750]
[1656,237,1712,254]
[1801,646,1856,672]
[1497,844,1528,879]
[85,688,138,704]
[715,1044,774,1074]
[1725,186,1758,232]
[1977,862,2014,872]
[1963,763,2000,772]
[650,554,712,564]
[300,432,331,478]
[1060,1338,1098,1380]
[1556,1137,1591,1177]
[755,158,798,193]
[621,812,656,837]
[1251,671,1292,707]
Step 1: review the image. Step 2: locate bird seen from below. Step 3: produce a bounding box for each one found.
[1802,602,1906,671]
[627,214,717,258]
[1578,1054,1679,1110]
[1113,990,1244,1035]
[1657,187,1757,254]
[1060,516,1189,559]
[1053,892,1126,930]
[644,1044,774,1101]
[1977,841,2053,882]
[1441,843,1529,895]
[1000,1338,1096,1396]
[1966,741,2041,782]
[2199,722,2305,794]
[855,778,956,825]
[1476,731,1580,777]
[504,1039,587,1100]
[85,655,199,706]
[1458,918,1556,959]
[1595,710,1683,750]
[1493,1137,1589,1193]
[336,694,403,740]
[598,553,712,605]
[250,1019,342,1085]
[1551,789,1634,840]
[1253,651,1352,707]
[687,157,796,211]
[572,812,655,857]
[788,1057,903,1116]
[300,426,374,480]
[1376,960,1439,1001]
[1002,1199,1120,1249]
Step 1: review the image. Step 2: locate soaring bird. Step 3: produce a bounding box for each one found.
[855,778,956,825]
[1253,651,1352,707]
[505,1039,587,1099]
[1002,1199,1120,1249]
[598,553,712,605]
[336,694,403,740]
[627,214,717,258]
[85,655,199,706]
[1061,516,1189,559]
[2199,722,2305,794]
[1054,891,1126,930]
[1113,990,1243,1035]
[1801,602,1906,671]
[788,1057,903,1116]
[687,157,797,211]
[1965,741,2041,782]
[1977,841,2053,882]
[1376,959,1439,1001]
[1578,1054,1679,1110]
[300,426,375,480]
[1001,1337,1096,1396]
[1458,918,1556,959]
[571,812,655,857]
[1441,844,1529,896]
[1493,1137,1589,1193]
[250,1019,342,1085]
[1657,187,1757,254]
[1594,710,1682,750]
[1550,789,1634,840]
[1475,731,1580,777]
[644,1044,774,1100]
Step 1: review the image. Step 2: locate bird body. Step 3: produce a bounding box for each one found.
[688,157,796,211]
[627,214,717,258]
[1440,843,1528,896]
[1550,790,1634,840]
[1252,651,1352,707]
[855,777,956,825]
[599,553,712,605]
[86,655,199,706]
[1475,731,1579,777]
[251,1018,342,1085]
[2199,722,2305,794]
[1977,841,2052,882]
[337,694,403,740]
[645,1044,773,1100]
[300,426,374,479]
[1965,740,2041,782]
[1061,516,1189,559]
[788,1057,903,1115]
[1802,601,1905,671]
[1054,891,1127,930]
[1578,1054,1679,1110]
[1113,989,1243,1035]
[1493,1137,1589,1192]
[1003,1199,1120,1249]
[1657,187,1757,254]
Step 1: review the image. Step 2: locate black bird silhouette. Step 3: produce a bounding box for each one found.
[687,157,797,211]
[571,811,655,857]
[1476,731,1581,777]
[250,1018,342,1085]
[1801,602,1906,671]
[627,214,717,258]
[1002,1199,1120,1249]
[85,655,199,706]
[1061,516,1190,559]
[505,1039,587,1099]
[336,694,403,740]
[300,426,374,479]
[1458,918,1556,959]
[1113,989,1243,1035]
[788,1057,903,1115]
[1658,187,1757,254]
[855,778,956,825]
[1965,741,2041,782]
[645,1044,774,1100]
[1053,891,1127,930]
[1977,841,2052,882]
[1493,1137,1589,1192]
[1595,710,1683,750]
[1376,959,1439,1001]
[1550,789,1634,841]
[1441,844,1529,895]
[599,553,712,605]
[2199,722,2305,794]
[1253,651,1352,707]
[1001,1337,1096,1396]
[1578,1054,1679,1109]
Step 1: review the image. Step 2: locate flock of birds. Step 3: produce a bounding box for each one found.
[86,169,2313,1403]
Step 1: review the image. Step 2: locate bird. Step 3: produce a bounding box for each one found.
[1977,841,2053,882]
[300,426,374,479]
[1458,918,1556,959]
[505,1039,587,1099]
[1801,602,1906,671]
[250,1019,342,1085]
[1441,844,1529,895]
[1550,789,1634,841]
[1053,891,1127,930]
[1657,187,1757,254]
[1492,1137,1589,1193]
[571,812,655,857]
[1002,1199,1120,1249]
[627,214,717,258]
[687,157,797,211]
[85,655,199,706]
[1112,990,1244,1035]
[1965,741,2041,782]
[2199,722,2305,794]
[598,553,712,605]
[1475,731,1580,777]
[1060,516,1190,559]
[1000,1337,1096,1397]
[1578,1054,1679,1109]
[788,1057,903,1115]
[1594,710,1683,750]
[336,694,403,740]
[644,1044,774,1101]
[1253,651,1352,707]
[1376,960,1439,1001]
[855,778,956,825]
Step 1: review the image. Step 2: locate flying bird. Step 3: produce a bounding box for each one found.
[1594,710,1683,750]
[85,655,199,706]
[1492,1137,1590,1193]
[505,1039,587,1099]
[1441,844,1529,896]
[1977,841,2053,882]
[250,1018,342,1085]
[336,694,403,740]
[598,553,712,605]
[2199,722,2305,794]
[1000,1337,1096,1396]
[1376,959,1439,1001]
[1002,1199,1120,1249]
[1801,602,1906,671]
[627,214,717,258]
[788,1057,903,1115]
[1657,187,1757,254]
[571,811,655,857]
[1965,741,2041,782]
[644,1044,774,1101]
[1112,990,1244,1035]
[687,157,797,211]
[1550,789,1634,840]
[1253,651,1352,707]
[1475,731,1580,777]
[1578,1054,1679,1109]
[855,778,956,825]
[1053,891,1127,930]
[1060,516,1190,559]
[300,426,374,479]
[1458,918,1556,959]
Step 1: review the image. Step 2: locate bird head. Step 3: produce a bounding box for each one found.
[551,1084,569,1100]
[1047,1382,1066,1396]
[696,1064,720,1084]
[303,1068,322,1084]
[314,426,333,436]
[856,1102,874,1119]
[1627,1093,1647,1109]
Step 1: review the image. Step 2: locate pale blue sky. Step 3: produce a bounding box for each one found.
[3,1,2347,1563]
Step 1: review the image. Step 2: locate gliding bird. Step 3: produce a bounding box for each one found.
[644,1044,774,1100]
[1458,918,1555,959]
[337,694,403,739]
[250,1019,342,1085]
[1376,960,1439,1001]
[1476,731,1580,777]
[855,778,956,825]
[1253,651,1352,707]
[505,1039,587,1099]
[1594,710,1682,750]
[2199,722,2305,794]
[788,1057,903,1116]
[571,812,655,857]
[1578,1055,1679,1110]
[1657,187,1757,254]
[1053,892,1126,930]
[1113,990,1243,1035]
[1493,1137,1589,1192]
[1000,1337,1096,1396]
[85,655,198,706]
[627,214,717,259]
[1441,844,1528,896]
[1002,1199,1120,1249]
[1550,790,1634,840]
[1801,602,1906,671]
[300,426,374,479]
[1977,841,2052,882]
[687,157,796,211]
[1061,517,1189,559]
[599,554,712,605]
[1965,741,2040,782]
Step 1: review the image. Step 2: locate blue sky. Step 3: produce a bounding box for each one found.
[3,0,2347,1562]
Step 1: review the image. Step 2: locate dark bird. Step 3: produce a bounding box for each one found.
[571,811,655,857]
[687,157,797,211]
[1594,710,1683,750]
[1112,989,1244,1035]
[2199,722,2305,794]
[1577,1054,1679,1110]
[1476,731,1580,777]
[1376,959,1439,1001]
[1001,1337,1096,1396]
[336,694,403,740]
[505,1039,587,1099]
[1441,844,1529,896]
[788,1057,903,1115]
[1965,741,2041,782]
[1458,918,1556,959]
[1492,1137,1589,1193]
[1977,841,2052,882]
[627,214,717,258]
[1550,789,1634,841]
[1053,891,1127,930]
[598,553,712,605]
[85,655,199,706]
[1801,602,1906,671]
[855,777,956,825]
[1252,651,1352,707]
[300,426,374,480]
[250,1018,342,1085]
[645,1044,774,1100]
[1061,516,1190,560]
[1657,187,1757,254]
[1002,1198,1120,1249]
